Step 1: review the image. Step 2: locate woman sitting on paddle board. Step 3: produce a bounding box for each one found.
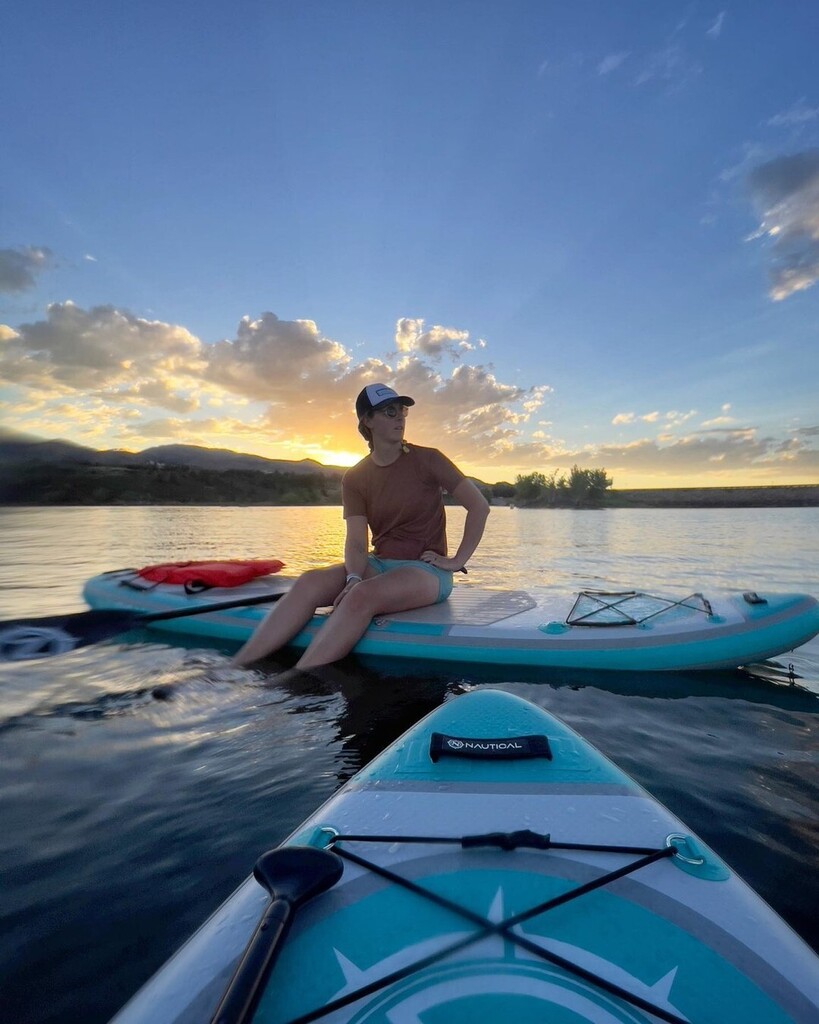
[232,384,490,669]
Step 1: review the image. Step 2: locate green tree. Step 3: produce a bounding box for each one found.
[491,481,516,499]
[513,466,612,507]
[585,467,613,501]
[514,471,547,503]
[567,465,613,505]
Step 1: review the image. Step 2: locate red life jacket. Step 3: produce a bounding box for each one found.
[136,559,285,590]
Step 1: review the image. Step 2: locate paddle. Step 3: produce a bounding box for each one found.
[0,589,288,662]
[211,846,344,1024]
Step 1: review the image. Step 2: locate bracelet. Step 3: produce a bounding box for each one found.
[346,573,363,584]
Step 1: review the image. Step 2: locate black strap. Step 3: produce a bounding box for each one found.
[183,579,212,594]
[430,732,552,762]
[283,833,683,1024]
[335,830,661,856]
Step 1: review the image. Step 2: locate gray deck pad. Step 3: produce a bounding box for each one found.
[377,588,538,627]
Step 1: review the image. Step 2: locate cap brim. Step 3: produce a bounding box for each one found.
[371,395,415,411]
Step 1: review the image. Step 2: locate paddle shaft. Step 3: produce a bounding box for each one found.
[138,588,287,624]
[211,898,293,1024]
[0,589,288,662]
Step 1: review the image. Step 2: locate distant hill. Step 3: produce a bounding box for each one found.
[0,432,119,466]
[0,428,815,507]
[0,429,344,506]
[0,429,346,478]
[137,443,343,477]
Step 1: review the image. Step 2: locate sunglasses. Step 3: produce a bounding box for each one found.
[376,404,410,418]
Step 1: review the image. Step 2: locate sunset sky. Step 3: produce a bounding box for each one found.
[2,2,818,487]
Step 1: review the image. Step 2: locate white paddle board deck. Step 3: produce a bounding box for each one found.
[83,569,819,672]
[110,689,819,1023]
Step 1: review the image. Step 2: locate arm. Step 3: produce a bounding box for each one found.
[333,515,369,608]
[424,478,490,573]
[343,515,369,578]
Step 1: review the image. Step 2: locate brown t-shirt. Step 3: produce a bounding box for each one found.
[342,445,465,559]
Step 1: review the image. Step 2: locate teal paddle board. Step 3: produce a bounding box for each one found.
[110,689,819,1023]
[83,569,819,671]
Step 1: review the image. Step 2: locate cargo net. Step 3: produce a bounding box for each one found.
[566,590,713,627]
[297,830,687,1024]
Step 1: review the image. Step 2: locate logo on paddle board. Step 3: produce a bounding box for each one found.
[0,626,79,661]
[446,739,524,752]
[325,887,679,1024]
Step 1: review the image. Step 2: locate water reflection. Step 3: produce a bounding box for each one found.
[0,504,818,1024]
[243,654,452,782]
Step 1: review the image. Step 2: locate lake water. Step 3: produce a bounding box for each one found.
[0,505,817,1023]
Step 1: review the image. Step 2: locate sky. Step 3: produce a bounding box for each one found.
[1,1,818,487]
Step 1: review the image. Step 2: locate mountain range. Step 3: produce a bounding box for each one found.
[0,428,345,477]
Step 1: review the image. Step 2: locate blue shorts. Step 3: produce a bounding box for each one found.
[367,555,453,603]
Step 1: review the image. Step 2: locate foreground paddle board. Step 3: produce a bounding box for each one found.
[111,688,818,1023]
[83,569,819,671]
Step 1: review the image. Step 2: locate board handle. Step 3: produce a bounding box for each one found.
[429,732,552,762]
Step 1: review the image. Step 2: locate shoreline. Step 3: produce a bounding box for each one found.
[606,485,819,508]
[1,460,817,510]
[1,485,817,509]
[499,484,819,510]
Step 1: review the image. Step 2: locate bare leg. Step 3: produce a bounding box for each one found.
[231,565,347,666]
[296,567,439,670]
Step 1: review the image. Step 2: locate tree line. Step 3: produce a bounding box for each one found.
[0,460,612,508]
[490,466,613,507]
[0,463,342,506]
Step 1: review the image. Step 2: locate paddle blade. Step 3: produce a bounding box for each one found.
[0,589,286,663]
[253,846,344,907]
[0,609,139,662]
[212,847,343,1024]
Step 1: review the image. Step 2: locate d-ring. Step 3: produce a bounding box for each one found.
[666,832,705,865]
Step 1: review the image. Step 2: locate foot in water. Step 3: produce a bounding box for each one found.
[151,652,260,700]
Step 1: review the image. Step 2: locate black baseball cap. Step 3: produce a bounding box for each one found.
[355,384,415,417]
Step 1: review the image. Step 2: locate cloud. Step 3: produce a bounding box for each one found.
[665,410,698,427]
[4,301,814,484]
[379,361,538,465]
[0,247,55,293]
[706,12,726,39]
[767,100,819,129]
[634,44,702,90]
[559,428,819,478]
[701,403,735,428]
[100,378,200,414]
[205,312,351,403]
[612,410,689,427]
[0,301,204,393]
[447,414,818,483]
[395,318,423,352]
[0,303,551,470]
[122,415,273,441]
[598,52,629,76]
[549,19,723,96]
[0,301,205,398]
[718,143,768,185]
[747,150,819,299]
[394,318,472,359]
[522,385,552,415]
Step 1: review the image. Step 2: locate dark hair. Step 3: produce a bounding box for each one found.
[358,413,374,451]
